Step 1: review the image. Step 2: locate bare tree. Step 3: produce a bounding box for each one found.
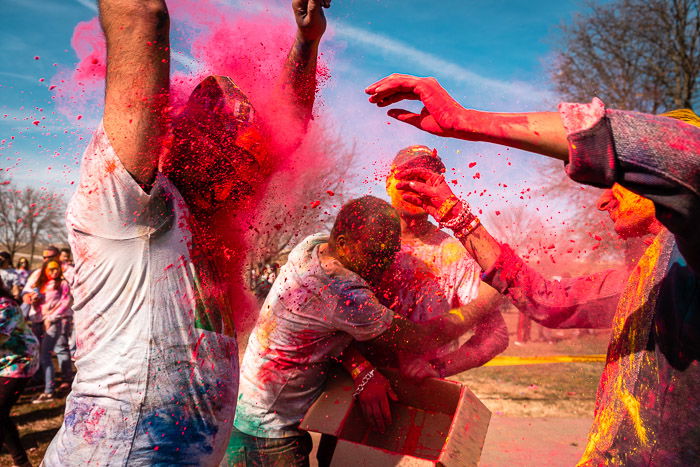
[552,0,700,112]
[246,133,359,289]
[0,182,67,265]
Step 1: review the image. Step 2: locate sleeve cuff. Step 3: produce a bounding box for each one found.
[558,98,617,188]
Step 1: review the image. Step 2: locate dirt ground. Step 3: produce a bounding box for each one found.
[1,310,609,466]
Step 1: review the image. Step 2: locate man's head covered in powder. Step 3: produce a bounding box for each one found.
[165,75,269,216]
[596,108,700,240]
[329,195,402,284]
[386,145,445,216]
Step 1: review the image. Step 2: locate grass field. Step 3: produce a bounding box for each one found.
[1,311,610,466]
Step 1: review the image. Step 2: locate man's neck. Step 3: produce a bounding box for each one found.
[400,213,434,239]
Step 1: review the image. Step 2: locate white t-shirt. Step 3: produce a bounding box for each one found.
[384,229,481,322]
[43,124,238,466]
[234,233,394,438]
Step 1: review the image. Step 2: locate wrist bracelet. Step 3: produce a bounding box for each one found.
[454,216,482,240]
[350,360,372,380]
[352,368,376,399]
[436,195,459,222]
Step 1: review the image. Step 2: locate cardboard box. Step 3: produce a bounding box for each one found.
[300,368,491,466]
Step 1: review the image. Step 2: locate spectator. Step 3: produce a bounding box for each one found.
[26,260,72,403]
[0,252,21,300]
[15,257,30,290]
[0,276,39,467]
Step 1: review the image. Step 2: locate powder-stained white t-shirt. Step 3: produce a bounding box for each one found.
[234,233,394,438]
[42,124,238,466]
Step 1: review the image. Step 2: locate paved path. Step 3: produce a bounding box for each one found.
[310,416,592,466]
[480,416,591,466]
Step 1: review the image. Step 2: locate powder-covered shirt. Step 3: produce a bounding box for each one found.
[234,233,394,438]
[42,123,238,466]
[0,297,39,378]
[37,280,72,323]
[0,268,20,291]
[379,228,508,368]
[383,230,480,322]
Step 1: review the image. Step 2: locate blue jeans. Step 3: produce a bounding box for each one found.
[223,426,312,466]
[40,318,73,394]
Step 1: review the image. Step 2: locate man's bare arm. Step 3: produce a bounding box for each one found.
[100,0,170,187]
[369,311,479,355]
[279,0,331,124]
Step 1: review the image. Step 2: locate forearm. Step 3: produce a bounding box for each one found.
[340,343,374,380]
[281,35,320,124]
[433,312,509,377]
[99,0,170,187]
[452,109,569,161]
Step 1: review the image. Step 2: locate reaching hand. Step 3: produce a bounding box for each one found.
[355,370,398,433]
[365,74,468,138]
[293,0,331,43]
[401,358,440,381]
[394,167,459,222]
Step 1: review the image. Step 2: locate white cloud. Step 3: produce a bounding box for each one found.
[331,22,553,108]
[73,0,97,12]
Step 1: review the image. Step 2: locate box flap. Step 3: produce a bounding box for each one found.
[437,384,491,467]
[299,369,355,436]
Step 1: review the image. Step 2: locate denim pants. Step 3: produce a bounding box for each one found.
[223,426,312,466]
[40,318,73,394]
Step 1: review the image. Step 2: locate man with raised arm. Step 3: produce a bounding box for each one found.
[42,1,330,465]
[366,74,700,465]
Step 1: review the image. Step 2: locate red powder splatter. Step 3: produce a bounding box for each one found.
[326,190,334,196]
[473,172,481,179]
[468,162,477,168]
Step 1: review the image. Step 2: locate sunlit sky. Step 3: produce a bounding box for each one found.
[1,0,607,228]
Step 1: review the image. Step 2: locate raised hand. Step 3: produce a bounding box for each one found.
[394,167,458,222]
[293,0,331,43]
[365,74,468,138]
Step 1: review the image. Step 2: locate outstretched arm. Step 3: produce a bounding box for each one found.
[100,0,170,188]
[280,0,331,124]
[367,75,700,269]
[365,74,569,161]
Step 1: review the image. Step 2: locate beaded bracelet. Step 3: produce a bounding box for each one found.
[436,195,460,222]
[350,360,373,380]
[439,198,481,239]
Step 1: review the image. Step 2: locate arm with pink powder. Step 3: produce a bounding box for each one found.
[280,0,331,125]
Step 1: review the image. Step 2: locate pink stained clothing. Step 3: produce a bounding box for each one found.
[42,122,238,466]
[38,280,72,323]
[380,227,509,373]
[482,243,628,329]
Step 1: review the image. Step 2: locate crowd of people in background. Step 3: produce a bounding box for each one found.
[0,245,74,467]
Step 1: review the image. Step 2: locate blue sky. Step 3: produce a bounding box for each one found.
[0,0,594,220]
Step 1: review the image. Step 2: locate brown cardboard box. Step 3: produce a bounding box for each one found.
[300,368,491,466]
